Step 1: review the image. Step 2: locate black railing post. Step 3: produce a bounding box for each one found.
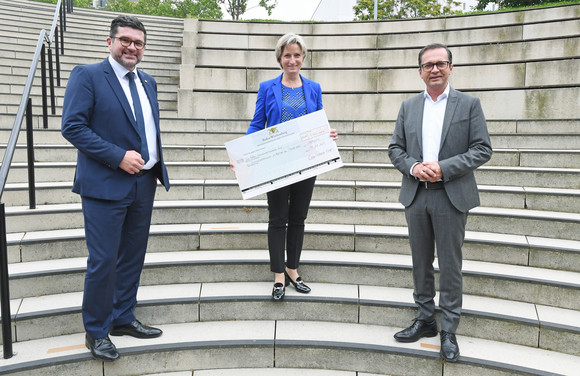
[0,203,13,359]
[60,0,66,31]
[47,46,56,115]
[41,44,48,129]
[26,99,37,210]
[55,26,61,87]
[60,25,64,55]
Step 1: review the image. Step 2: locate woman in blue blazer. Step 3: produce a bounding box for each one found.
[246,33,338,301]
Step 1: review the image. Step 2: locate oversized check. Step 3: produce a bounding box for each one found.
[225,109,343,200]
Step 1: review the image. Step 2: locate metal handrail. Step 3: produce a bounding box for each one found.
[0,31,46,198]
[0,30,45,360]
[49,0,63,42]
[0,0,71,359]
[43,0,65,126]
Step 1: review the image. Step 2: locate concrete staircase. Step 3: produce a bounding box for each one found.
[0,0,579,374]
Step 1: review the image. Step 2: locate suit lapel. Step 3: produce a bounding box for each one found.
[301,75,313,113]
[102,59,137,131]
[272,75,282,126]
[440,87,459,150]
[412,93,425,153]
[137,70,160,133]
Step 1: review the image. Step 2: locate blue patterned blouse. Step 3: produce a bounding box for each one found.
[280,84,307,123]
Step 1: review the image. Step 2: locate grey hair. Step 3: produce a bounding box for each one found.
[275,33,307,67]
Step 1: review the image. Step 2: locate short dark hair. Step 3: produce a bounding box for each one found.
[418,43,452,67]
[109,15,147,42]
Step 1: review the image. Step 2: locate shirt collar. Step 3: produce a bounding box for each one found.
[423,83,450,102]
[108,55,136,80]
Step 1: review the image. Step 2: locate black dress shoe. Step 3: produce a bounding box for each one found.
[440,330,460,362]
[110,320,162,339]
[85,334,120,362]
[394,319,438,343]
[272,282,285,301]
[285,271,311,293]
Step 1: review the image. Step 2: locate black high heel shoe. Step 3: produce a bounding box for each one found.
[272,282,285,301]
[285,271,311,293]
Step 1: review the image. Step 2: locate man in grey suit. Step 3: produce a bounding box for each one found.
[388,43,492,362]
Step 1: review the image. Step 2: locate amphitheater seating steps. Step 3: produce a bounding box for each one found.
[7,277,580,352]
[3,199,579,241]
[0,0,579,374]
[1,320,578,375]
[5,223,580,270]
[2,179,580,215]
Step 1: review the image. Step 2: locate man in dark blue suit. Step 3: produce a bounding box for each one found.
[62,15,170,362]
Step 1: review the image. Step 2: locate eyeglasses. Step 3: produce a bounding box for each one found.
[420,61,451,71]
[113,36,146,50]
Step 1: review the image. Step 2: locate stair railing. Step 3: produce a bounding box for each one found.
[0,0,72,359]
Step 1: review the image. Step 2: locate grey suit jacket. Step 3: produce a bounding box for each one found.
[388,87,492,213]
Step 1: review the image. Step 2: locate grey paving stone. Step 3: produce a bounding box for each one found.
[275,320,442,376]
[537,304,580,356]
[200,282,358,323]
[193,369,354,376]
[358,285,540,347]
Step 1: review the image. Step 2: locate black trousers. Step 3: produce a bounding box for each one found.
[266,176,316,273]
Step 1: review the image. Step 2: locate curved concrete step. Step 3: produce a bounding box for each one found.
[0,51,179,72]
[193,36,580,69]
[7,223,580,272]
[0,320,577,375]
[192,15,580,50]
[6,282,580,355]
[6,250,580,309]
[2,178,579,214]
[147,370,362,376]
[0,57,181,77]
[2,115,578,134]
[0,86,176,107]
[3,126,580,150]
[0,0,184,27]
[0,33,183,54]
[4,142,580,169]
[179,86,580,121]
[2,161,579,191]
[186,59,580,92]
[4,195,580,238]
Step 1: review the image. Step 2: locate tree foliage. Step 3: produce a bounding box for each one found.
[221,0,278,20]
[353,0,461,20]
[105,0,223,19]
[35,0,224,19]
[474,0,563,11]
[38,0,279,20]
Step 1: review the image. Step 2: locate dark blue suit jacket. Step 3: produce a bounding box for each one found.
[247,74,323,134]
[62,59,170,200]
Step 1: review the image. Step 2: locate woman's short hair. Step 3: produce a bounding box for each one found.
[275,33,307,67]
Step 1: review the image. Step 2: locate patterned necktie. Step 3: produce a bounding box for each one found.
[126,71,149,163]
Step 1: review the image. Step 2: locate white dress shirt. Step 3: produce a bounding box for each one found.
[108,56,159,169]
[422,84,449,163]
[410,84,450,178]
